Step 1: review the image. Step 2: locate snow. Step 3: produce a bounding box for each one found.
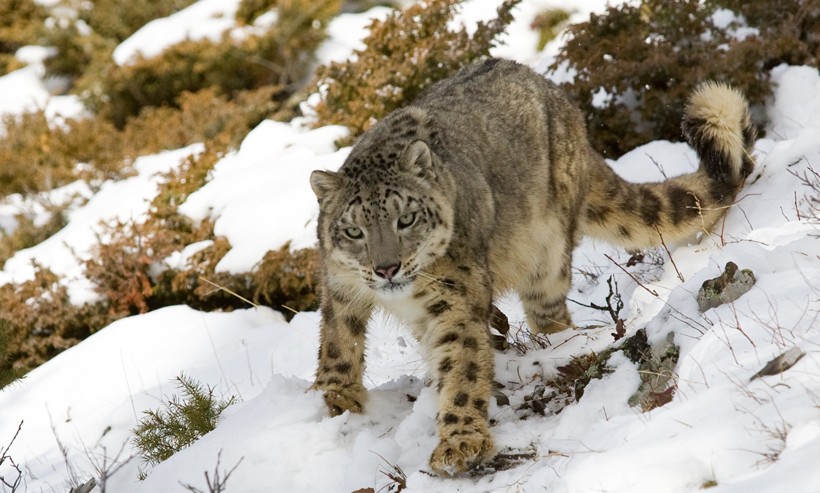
[0,47,88,128]
[177,121,350,272]
[0,66,49,120]
[607,141,699,182]
[767,65,820,140]
[112,0,242,65]
[0,145,203,304]
[467,0,611,64]
[2,1,820,493]
[114,0,395,68]
[711,8,759,42]
[316,7,394,65]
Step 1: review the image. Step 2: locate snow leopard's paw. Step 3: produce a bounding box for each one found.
[312,381,367,416]
[429,431,493,476]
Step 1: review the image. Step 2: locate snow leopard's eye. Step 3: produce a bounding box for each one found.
[397,212,417,230]
[343,226,363,239]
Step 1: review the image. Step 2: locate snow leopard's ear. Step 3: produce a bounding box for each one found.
[400,140,434,178]
[310,170,341,202]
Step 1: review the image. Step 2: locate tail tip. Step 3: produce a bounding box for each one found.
[683,81,755,183]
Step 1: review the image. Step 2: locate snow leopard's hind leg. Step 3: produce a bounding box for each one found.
[517,219,577,334]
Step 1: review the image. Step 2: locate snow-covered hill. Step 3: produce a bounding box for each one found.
[1,1,819,492]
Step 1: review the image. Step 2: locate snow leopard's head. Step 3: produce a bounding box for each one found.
[311,134,455,299]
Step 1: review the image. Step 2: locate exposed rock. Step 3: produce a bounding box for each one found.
[515,350,615,419]
[493,386,511,407]
[750,347,806,381]
[696,261,756,312]
[489,304,510,351]
[624,329,680,411]
[69,479,96,493]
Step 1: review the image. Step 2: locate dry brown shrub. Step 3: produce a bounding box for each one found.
[147,146,225,241]
[41,21,112,81]
[0,200,72,268]
[78,0,198,42]
[43,0,196,81]
[712,0,818,68]
[79,0,339,128]
[0,319,23,388]
[341,0,398,13]
[0,0,331,376]
[0,111,72,194]
[0,53,24,75]
[0,112,315,376]
[162,236,257,312]
[531,8,571,52]
[312,0,520,142]
[0,0,47,75]
[123,86,279,153]
[0,111,126,196]
[85,220,157,317]
[86,220,319,319]
[83,145,224,317]
[158,239,322,319]
[253,243,320,316]
[0,265,113,375]
[552,0,819,158]
[59,117,133,181]
[236,0,278,25]
[85,143,321,322]
[0,84,274,198]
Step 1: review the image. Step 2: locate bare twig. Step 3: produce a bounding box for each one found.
[654,226,684,282]
[788,163,820,223]
[567,275,623,324]
[645,153,668,179]
[373,452,407,493]
[48,409,86,490]
[728,302,756,350]
[181,451,244,493]
[0,421,24,492]
[80,435,135,493]
[603,254,658,297]
[604,254,712,335]
[280,304,301,316]
[507,322,550,356]
[0,421,23,462]
[199,276,258,308]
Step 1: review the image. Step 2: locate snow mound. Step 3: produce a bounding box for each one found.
[113,0,242,65]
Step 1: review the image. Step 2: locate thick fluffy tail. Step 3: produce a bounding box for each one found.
[582,82,756,249]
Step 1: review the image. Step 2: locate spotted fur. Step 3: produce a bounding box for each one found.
[308,59,755,475]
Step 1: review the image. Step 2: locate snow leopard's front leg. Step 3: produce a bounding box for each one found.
[311,285,373,416]
[419,265,495,475]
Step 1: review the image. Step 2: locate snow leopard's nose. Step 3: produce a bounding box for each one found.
[374,261,401,281]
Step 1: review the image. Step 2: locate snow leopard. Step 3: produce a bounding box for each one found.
[308,58,755,475]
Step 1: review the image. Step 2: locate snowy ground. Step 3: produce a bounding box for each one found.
[2,1,820,492]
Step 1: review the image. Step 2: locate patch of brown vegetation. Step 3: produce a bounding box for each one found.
[553,0,819,158]
[312,0,520,143]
